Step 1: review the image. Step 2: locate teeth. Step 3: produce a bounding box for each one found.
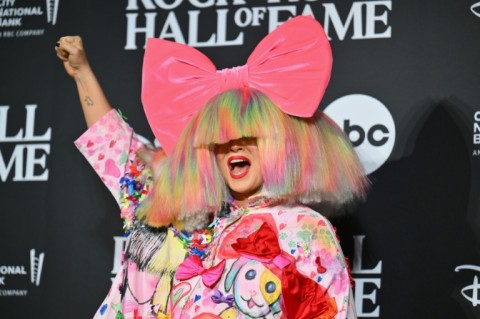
[230,159,246,164]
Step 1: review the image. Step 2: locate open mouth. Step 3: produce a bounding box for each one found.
[228,156,251,179]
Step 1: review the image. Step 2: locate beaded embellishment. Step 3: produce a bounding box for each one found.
[119,158,153,234]
[171,226,214,260]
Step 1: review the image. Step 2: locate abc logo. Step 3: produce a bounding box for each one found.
[324,94,396,174]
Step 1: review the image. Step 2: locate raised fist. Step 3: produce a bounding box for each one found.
[55,36,90,78]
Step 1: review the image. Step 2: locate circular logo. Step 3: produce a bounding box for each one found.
[324,94,396,174]
[472,2,480,18]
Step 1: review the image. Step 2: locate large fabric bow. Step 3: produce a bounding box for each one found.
[175,255,226,289]
[142,16,332,154]
[232,223,338,319]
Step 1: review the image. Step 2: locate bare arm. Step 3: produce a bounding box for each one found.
[55,36,112,127]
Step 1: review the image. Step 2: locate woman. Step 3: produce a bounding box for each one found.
[56,16,366,319]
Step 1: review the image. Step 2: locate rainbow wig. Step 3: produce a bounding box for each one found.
[137,88,367,231]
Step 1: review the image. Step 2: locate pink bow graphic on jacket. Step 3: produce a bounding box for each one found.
[175,255,226,289]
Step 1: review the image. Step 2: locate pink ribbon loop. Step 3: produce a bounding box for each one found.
[216,65,249,91]
[142,16,332,155]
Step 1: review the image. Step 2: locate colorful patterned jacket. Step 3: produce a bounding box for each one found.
[75,110,357,319]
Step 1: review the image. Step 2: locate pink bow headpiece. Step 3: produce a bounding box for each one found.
[142,16,332,155]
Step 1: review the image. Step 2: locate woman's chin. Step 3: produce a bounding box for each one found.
[230,185,263,202]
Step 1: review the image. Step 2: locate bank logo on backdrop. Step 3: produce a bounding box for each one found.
[455,264,480,306]
[324,94,395,174]
[472,2,480,17]
[124,0,392,49]
[45,0,59,25]
[30,249,45,286]
[0,0,59,38]
[0,249,45,297]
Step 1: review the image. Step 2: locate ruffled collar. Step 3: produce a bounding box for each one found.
[216,195,283,222]
[231,195,282,210]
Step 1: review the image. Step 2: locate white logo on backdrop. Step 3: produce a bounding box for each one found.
[0,0,59,38]
[472,2,480,17]
[324,94,396,174]
[111,236,127,281]
[124,0,392,49]
[46,0,59,25]
[30,249,45,286]
[455,264,480,306]
[0,249,45,297]
[0,104,51,182]
[351,235,383,317]
[472,111,480,156]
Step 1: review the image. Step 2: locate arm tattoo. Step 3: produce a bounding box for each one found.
[77,76,94,106]
[84,96,94,106]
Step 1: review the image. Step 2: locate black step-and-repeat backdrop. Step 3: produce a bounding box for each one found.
[1,0,480,318]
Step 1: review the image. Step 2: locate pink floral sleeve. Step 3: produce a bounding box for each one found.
[74,109,144,206]
[277,206,356,319]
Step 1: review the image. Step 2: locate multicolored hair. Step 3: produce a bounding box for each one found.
[137,89,368,230]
